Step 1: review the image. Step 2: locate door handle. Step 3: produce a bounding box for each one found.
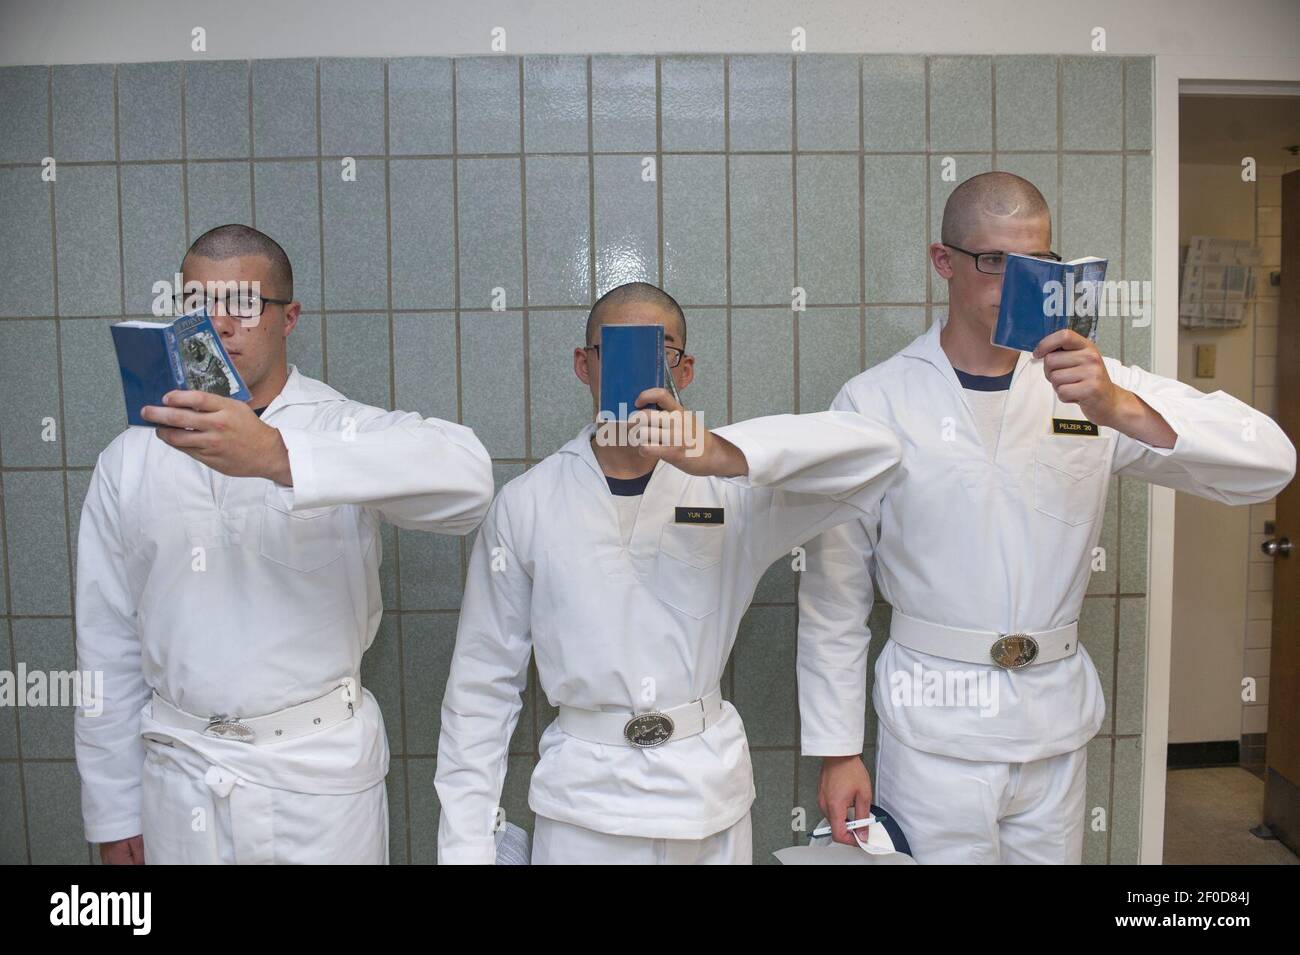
[1261,537,1292,557]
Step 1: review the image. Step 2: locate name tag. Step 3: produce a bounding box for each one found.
[1051,417,1099,437]
[675,506,724,525]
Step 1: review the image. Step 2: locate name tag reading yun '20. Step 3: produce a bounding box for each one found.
[675,507,724,525]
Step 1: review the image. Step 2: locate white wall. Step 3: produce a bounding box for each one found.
[2,0,1298,65]
[1171,164,1255,744]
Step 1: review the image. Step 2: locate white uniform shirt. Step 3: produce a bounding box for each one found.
[797,319,1296,763]
[435,412,903,863]
[74,366,495,843]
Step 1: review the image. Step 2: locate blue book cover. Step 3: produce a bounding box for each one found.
[110,310,251,427]
[599,324,667,421]
[993,254,1108,352]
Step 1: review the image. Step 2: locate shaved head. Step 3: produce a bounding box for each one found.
[586,281,686,347]
[183,223,294,299]
[941,172,1051,248]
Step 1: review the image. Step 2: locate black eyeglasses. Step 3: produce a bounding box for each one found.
[174,289,292,319]
[583,343,686,368]
[943,244,1061,275]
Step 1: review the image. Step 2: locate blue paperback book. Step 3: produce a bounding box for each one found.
[993,253,1108,352]
[598,323,678,420]
[110,310,251,426]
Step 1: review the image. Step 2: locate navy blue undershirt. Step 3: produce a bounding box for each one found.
[606,470,654,496]
[253,406,268,417]
[953,368,1014,392]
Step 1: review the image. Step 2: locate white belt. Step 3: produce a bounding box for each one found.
[557,688,724,748]
[889,611,1079,669]
[148,679,359,745]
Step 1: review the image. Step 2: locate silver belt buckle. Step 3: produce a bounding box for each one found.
[990,634,1039,669]
[203,715,256,743]
[623,712,674,748]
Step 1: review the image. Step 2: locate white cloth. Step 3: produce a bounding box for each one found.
[873,723,1086,865]
[435,413,902,864]
[74,365,495,844]
[611,492,641,545]
[140,736,388,864]
[532,811,752,865]
[963,387,1009,458]
[797,318,1296,764]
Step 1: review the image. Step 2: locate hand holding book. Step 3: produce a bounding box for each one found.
[142,391,294,485]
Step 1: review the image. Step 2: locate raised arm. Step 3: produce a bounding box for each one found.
[277,407,495,532]
[1107,361,1296,502]
[144,391,496,534]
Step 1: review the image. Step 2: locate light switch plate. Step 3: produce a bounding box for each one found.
[1194,343,1217,378]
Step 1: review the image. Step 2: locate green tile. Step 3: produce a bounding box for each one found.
[796,55,858,151]
[729,55,792,152]
[731,308,794,422]
[1079,596,1116,736]
[0,320,62,467]
[1125,59,1153,151]
[0,763,27,862]
[360,614,403,756]
[729,154,793,306]
[929,56,993,152]
[1083,736,1112,864]
[994,56,1057,151]
[663,154,727,306]
[323,313,390,410]
[1119,476,1149,595]
[861,55,925,152]
[401,613,459,755]
[1060,153,1123,262]
[751,748,796,864]
[660,55,724,152]
[1110,735,1144,864]
[1062,57,1122,152]
[24,762,87,864]
[455,57,521,154]
[527,309,591,458]
[797,154,859,305]
[863,154,927,304]
[523,55,588,153]
[798,307,860,413]
[865,306,925,368]
[1116,597,1147,736]
[733,605,797,748]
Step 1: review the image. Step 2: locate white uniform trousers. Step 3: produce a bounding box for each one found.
[874,724,1087,865]
[532,811,753,865]
[140,738,388,865]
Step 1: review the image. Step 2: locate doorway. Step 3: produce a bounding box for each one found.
[1165,90,1300,864]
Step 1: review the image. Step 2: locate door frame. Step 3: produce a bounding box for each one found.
[1143,54,1300,864]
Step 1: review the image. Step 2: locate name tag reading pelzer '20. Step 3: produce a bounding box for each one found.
[1051,417,1099,437]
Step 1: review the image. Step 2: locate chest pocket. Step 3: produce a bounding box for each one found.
[259,485,345,572]
[1032,434,1110,526]
[653,523,725,619]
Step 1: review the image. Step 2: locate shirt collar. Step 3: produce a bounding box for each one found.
[258,365,349,419]
[900,315,1032,392]
[558,421,668,486]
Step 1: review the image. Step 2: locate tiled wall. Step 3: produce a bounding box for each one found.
[0,53,1153,864]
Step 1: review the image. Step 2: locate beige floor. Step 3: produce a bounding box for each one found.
[1163,766,1299,864]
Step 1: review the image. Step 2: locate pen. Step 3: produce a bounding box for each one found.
[810,814,876,839]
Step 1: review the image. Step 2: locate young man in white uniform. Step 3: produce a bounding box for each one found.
[76,224,495,864]
[435,282,902,864]
[797,173,1296,864]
